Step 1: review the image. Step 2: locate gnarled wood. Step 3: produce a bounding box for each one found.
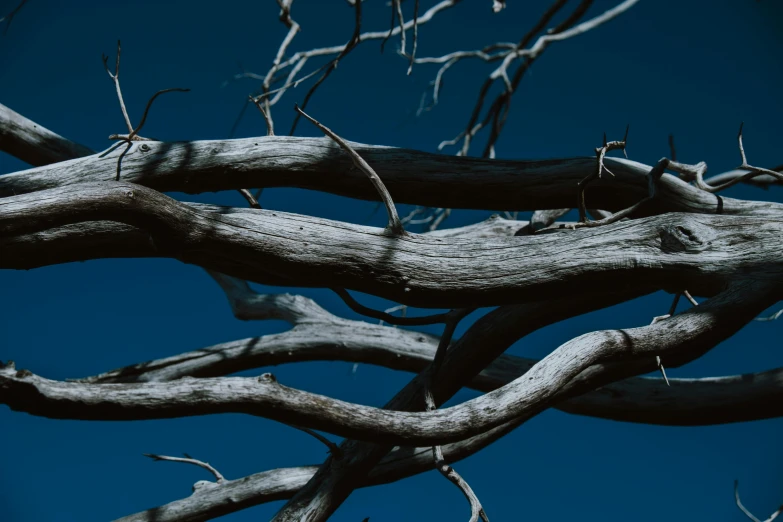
[2,182,782,308]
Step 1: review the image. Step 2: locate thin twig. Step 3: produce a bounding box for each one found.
[143,453,226,483]
[380,0,397,53]
[237,189,262,209]
[295,105,404,234]
[332,288,450,326]
[129,87,190,141]
[101,41,189,179]
[683,290,699,307]
[102,40,133,134]
[573,158,704,229]
[755,308,783,322]
[691,123,783,193]
[250,97,274,136]
[0,0,29,36]
[735,480,783,522]
[288,425,343,458]
[289,0,363,135]
[577,125,629,223]
[424,308,488,522]
[441,0,636,157]
[407,0,420,75]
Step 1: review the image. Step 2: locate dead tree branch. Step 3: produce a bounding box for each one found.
[0,103,94,166]
[143,453,226,484]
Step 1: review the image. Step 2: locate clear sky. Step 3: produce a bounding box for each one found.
[1,1,782,520]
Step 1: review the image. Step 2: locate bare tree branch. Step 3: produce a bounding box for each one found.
[735,480,783,522]
[3,183,783,309]
[143,453,226,484]
[294,105,404,233]
[4,136,780,220]
[110,281,781,522]
[0,103,94,166]
[691,123,783,193]
[0,0,29,35]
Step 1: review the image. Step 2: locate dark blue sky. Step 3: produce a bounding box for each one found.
[1,1,782,520]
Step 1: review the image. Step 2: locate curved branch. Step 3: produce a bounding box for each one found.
[75,324,783,426]
[113,288,783,522]
[2,183,782,309]
[1,281,776,446]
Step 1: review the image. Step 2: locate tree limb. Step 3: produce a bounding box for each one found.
[2,183,782,309]
[0,103,94,166]
[2,137,781,220]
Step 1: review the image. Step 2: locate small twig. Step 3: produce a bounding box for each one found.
[295,105,404,234]
[380,0,397,53]
[288,425,343,458]
[113,142,133,182]
[650,291,696,385]
[574,154,707,229]
[406,0,420,75]
[424,396,490,521]
[237,189,262,209]
[442,0,634,157]
[429,207,451,231]
[0,0,29,36]
[231,97,274,208]
[422,308,488,522]
[683,290,699,307]
[429,308,473,379]
[250,96,274,136]
[102,40,133,134]
[130,88,190,141]
[332,288,450,326]
[289,0,363,135]
[668,133,677,162]
[577,125,629,223]
[101,41,189,179]
[649,293,679,386]
[755,307,783,322]
[379,303,407,327]
[143,453,226,483]
[396,0,406,56]
[735,480,783,522]
[692,123,783,193]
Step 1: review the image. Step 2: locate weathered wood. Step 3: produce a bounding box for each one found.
[78,323,783,426]
[1,135,781,218]
[0,103,94,166]
[1,281,775,446]
[2,182,782,308]
[113,285,783,522]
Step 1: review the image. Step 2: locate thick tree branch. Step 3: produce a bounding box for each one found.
[113,281,780,522]
[74,324,783,426]
[0,103,94,167]
[2,137,781,219]
[2,183,782,309]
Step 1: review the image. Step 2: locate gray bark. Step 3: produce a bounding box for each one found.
[2,182,782,309]
[0,103,94,166]
[1,105,781,522]
[76,325,783,426]
[1,136,781,218]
